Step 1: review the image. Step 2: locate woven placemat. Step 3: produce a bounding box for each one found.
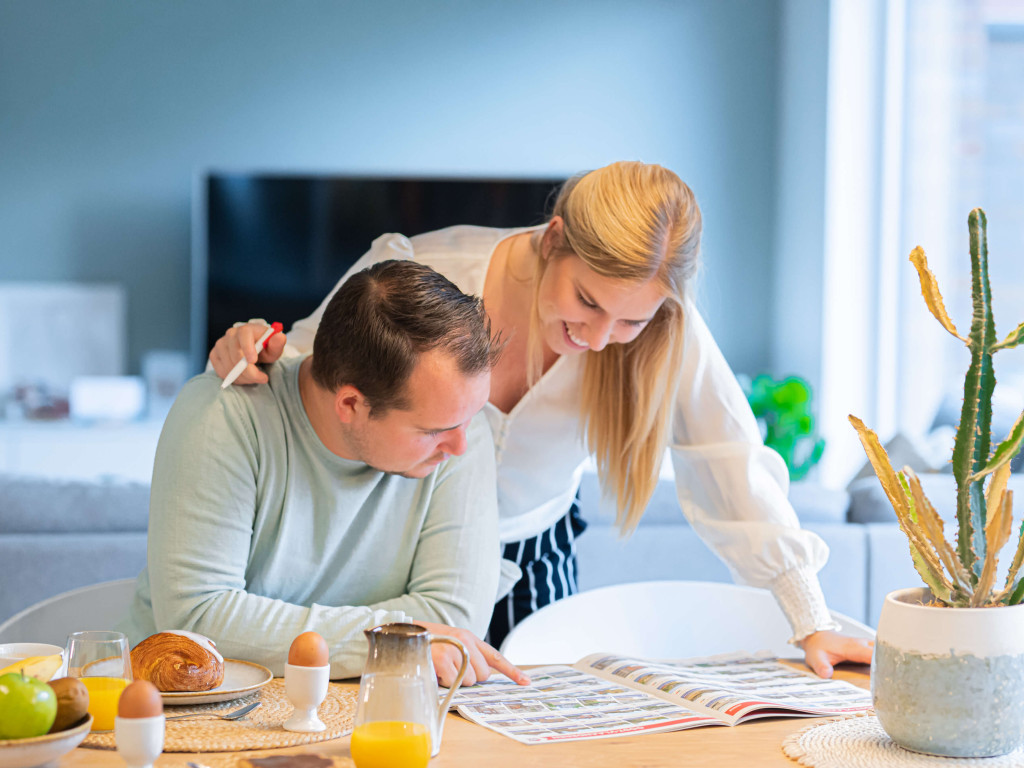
[783,715,1024,767]
[80,679,357,752]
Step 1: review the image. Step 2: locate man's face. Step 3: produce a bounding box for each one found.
[345,348,491,479]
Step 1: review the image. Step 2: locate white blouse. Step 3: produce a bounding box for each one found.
[287,225,839,642]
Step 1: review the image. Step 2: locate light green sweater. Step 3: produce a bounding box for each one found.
[123,356,499,677]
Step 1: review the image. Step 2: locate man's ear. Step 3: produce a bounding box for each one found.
[333,385,367,424]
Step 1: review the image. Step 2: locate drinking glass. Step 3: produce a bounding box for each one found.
[65,630,133,732]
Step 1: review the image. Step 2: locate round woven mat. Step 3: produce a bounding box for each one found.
[783,715,1024,767]
[80,679,357,752]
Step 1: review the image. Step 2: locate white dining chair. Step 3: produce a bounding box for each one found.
[0,578,138,646]
[498,580,875,665]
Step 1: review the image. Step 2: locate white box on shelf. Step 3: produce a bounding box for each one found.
[141,349,190,419]
[69,376,145,422]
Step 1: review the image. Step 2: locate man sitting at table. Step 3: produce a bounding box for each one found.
[123,260,526,686]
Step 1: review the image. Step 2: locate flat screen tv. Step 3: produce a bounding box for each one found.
[191,173,564,373]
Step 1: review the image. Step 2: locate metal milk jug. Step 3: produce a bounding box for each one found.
[352,623,469,764]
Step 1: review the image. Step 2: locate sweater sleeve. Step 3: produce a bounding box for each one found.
[668,301,840,643]
[144,375,497,677]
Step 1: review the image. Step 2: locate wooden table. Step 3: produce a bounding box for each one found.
[58,663,870,768]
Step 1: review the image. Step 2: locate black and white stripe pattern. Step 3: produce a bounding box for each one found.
[487,503,587,649]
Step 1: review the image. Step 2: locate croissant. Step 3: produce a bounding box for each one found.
[130,631,225,692]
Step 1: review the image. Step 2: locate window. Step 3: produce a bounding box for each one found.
[899,0,1024,453]
[818,0,1024,486]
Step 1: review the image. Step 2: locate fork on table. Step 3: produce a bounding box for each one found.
[165,700,261,722]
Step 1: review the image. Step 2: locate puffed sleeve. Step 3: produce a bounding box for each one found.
[287,233,415,354]
[669,299,840,643]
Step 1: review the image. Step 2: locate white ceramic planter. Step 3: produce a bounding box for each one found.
[873,587,1024,757]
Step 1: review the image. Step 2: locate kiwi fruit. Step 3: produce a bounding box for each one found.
[47,677,89,733]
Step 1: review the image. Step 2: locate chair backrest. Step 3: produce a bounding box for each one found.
[499,580,875,665]
[0,578,138,646]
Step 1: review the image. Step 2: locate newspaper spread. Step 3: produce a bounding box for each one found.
[450,652,871,745]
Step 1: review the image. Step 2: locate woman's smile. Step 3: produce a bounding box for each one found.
[563,321,589,350]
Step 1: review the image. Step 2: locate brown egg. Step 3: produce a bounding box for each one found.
[288,631,329,667]
[117,679,164,718]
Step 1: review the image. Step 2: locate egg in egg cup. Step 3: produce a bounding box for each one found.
[115,680,165,768]
[283,632,330,733]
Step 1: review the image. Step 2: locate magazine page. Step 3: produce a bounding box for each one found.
[450,665,722,744]
[575,652,872,724]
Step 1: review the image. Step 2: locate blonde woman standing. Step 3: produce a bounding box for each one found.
[209,161,872,677]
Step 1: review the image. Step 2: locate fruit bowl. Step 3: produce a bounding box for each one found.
[0,715,92,768]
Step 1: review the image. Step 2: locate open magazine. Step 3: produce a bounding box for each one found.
[450,652,871,744]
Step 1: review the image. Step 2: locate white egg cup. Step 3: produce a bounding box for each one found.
[283,663,330,732]
[114,714,165,768]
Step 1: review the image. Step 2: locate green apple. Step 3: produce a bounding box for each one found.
[0,671,57,739]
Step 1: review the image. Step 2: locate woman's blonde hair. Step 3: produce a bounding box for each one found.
[528,161,702,532]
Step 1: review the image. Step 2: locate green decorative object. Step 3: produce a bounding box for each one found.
[850,208,1024,607]
[745,374,825,481]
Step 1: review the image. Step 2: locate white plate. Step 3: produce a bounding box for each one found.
[0,715,92,768]
[87,658,273,705]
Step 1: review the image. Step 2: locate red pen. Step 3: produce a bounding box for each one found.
[220,322,283,389]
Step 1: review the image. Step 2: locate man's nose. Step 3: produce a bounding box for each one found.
[440,425,469,456]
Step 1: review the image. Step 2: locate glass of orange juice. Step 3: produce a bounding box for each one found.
[351,720,430,768]
[65,630,133,732]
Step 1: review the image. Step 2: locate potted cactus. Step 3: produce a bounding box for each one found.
[849,209,1024,757]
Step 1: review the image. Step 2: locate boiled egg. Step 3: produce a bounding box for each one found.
[117,679,163,718]
[288,631,329,667]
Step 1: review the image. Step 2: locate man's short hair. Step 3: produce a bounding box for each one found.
[311,260,501,415]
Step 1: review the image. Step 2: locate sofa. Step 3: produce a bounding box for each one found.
[579,469,1024,628]
[0,474,150,625]
[2,468,1022,630]
[576,473,872,624]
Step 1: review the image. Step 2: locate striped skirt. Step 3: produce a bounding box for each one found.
[487,504,587,649]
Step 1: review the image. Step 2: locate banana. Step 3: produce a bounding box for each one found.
[0,653,63,681]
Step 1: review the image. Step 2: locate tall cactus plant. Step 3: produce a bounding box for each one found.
[850,209,1024,607]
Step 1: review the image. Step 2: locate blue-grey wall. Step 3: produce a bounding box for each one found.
[773,0,830,392]
[0,0,782,376]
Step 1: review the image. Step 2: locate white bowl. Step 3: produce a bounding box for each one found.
[0,715,92,768]
[0,644,64,676]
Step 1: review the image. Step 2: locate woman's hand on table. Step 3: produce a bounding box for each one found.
[208,322,288,385]
[799,630,874,678]
[413,621,531,688]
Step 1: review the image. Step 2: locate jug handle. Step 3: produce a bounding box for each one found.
[429,634,470,720]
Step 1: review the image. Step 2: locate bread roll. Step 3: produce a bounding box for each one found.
[130,631,225,692]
